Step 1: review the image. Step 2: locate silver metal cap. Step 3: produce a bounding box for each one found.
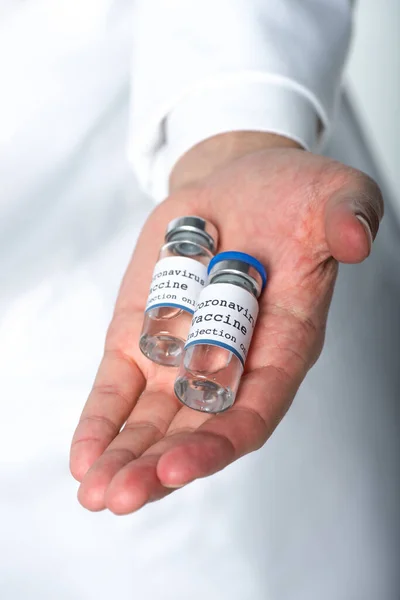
[208,259,264,298]
[165,216,218,252]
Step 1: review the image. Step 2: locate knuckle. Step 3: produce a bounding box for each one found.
[91,382,132,411]
[325,163,384,216]
[325,164,384,237]
[354,172,384,215]
[124,420,167,439]
[343,169,384,215]
[79,413,119,436]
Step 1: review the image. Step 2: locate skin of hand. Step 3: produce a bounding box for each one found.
[70,131,383,515]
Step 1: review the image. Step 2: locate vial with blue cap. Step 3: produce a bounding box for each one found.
[174,251,267,413]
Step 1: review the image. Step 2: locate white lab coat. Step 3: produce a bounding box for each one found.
[0,2,399,599]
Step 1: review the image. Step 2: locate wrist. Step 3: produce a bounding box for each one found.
[169,131,303,192]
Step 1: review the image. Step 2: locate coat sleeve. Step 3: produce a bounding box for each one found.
[128,0,353,200]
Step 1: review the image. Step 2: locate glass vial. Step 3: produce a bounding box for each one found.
[174,251,267,413]
[139,216,218,367]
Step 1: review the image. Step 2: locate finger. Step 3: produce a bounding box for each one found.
[104,454,178,515]
[325,178,384,264]
[103,431,198,515]
[70,348,145,481]
[101,406,212,514]
[77,390,181,511]
[157,364,300,488]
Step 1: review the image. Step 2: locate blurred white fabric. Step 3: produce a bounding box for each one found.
[347,0,400,203]
[128,0,352,199]
[0,2,399,599]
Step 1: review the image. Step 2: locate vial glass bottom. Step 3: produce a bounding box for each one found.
[139,306,193,367]
[174,344,243,413]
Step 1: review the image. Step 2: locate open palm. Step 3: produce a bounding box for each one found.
[70,148,382,514]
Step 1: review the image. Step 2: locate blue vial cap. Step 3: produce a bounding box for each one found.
[208,251,267,291]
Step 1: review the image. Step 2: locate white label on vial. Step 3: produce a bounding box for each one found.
[184,283,259,366]
[145,256,208,314]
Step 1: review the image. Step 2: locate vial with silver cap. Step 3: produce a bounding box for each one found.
[139,216,218,367]
[174,251,267,413]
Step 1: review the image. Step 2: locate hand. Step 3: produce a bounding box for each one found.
[70,132,383,514]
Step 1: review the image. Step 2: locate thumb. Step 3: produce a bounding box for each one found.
[324,179,384,264]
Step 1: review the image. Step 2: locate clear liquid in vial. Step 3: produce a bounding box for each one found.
[174,343,243,412]
[139,218,217,368]
[140,305,192,367]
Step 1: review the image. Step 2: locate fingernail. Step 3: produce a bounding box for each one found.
[356,215,373,251]
[163,481,186,489]
[163,475,194,489]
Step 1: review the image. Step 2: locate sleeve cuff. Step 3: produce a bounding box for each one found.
[128,78,321,202]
